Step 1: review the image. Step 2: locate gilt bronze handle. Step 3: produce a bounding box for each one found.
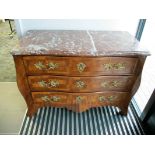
[48,62,59,70]
[38,80,59,88]
[34,61,46,70]
[75,80,86,89]
[41,96,61,102]
[101,80,121,88]
[49,80,60,87]
[76,96,83,104]
[98,95,117,102]
[98,96,106,102]
[34,61,59,70]
[108,96,117,101]
[38,80,48,87]
[103,63,125,70]
[77,62,86,73]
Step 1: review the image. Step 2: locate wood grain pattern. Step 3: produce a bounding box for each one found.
[13,56,36,116]
[11,31,149,117]
[130,56,146,97]
[23,56,69,75]
[13,55,145,116]
[28,75,136,92]
[23,56,138,76]
[32,92,131,114]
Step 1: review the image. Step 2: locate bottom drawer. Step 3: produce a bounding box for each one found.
[32,91,130,108]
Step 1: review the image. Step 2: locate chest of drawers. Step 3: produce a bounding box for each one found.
[11,30,150,116]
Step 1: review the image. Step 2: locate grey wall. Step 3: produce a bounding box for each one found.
[15,19,139,37]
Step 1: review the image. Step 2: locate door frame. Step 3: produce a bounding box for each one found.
[135,19,146,41]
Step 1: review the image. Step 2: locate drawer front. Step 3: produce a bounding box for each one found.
[28,76,70,92]
[71,92,130,106]
[23,56,138,76]
[32,92,70,107]
[23,56,69,75]
[91,92,130,107]
[70,57,138,75]
[28,75,135,92]
[32,92,130,107]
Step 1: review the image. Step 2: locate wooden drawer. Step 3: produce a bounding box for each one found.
[71,92,130,106]
[32,92,130,108]
[28,75,135,92]
[23,56,138,76]
[91,92,130,107]
[70,57,138,76]
[32,92,70,107]
[28,75,69,92]
[23,56,69,75]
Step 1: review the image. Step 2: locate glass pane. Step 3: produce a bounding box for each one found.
[134,19,155,111]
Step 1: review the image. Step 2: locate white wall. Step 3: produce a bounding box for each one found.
[15,19,139,37]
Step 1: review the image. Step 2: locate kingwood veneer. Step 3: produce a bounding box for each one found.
[11,30,150,116]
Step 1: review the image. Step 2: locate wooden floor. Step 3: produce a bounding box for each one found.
[134,55,155,112]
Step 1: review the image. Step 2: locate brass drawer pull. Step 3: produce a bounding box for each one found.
[38,80,59,88]
[103,63,125,70]
[48,62,59,70]
[98,95,117,102]
[38,80,47,87]
[49,80,60,87]
[34,61,46,70]
[41,96,61,102]
[76,96,83,104]
[101,80,121,88]
[98,96,106,102]
[77,62,86,73]
[34,61,59,70]
[108,96,117,101]
[75,80,86,88]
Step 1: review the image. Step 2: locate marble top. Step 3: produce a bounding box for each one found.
[11,30,150,56]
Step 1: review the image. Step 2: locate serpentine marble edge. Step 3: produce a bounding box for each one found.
[11,30,150,56]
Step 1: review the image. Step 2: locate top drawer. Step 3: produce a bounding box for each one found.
[23,56,138,76]
[23,56,69,75]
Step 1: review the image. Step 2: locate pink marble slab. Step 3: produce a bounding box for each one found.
[11,30,150,56]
